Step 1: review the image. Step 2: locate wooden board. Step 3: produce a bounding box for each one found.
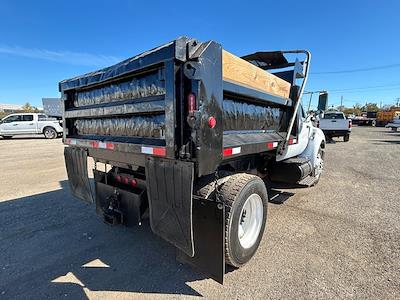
[222,50,291,98]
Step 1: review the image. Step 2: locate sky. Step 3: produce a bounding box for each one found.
[0,0,399,109]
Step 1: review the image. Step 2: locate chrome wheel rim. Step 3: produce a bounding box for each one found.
[238,194,263,249]
[315,150,324,178]
[45,129,55,138]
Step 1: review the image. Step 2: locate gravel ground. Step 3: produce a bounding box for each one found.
[0,127,399,299]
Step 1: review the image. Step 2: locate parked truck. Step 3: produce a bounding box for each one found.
[318,111,352,142]
[377,109,400,127]
[0,112,63,139]
[352,111,377,126]
[61,37,325,283]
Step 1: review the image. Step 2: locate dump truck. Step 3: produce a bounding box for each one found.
[60,37,325,283]
[377,109,400,126]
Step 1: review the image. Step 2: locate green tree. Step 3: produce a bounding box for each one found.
[361,103,379,112]
[343,107,355,115]
[22,102,34,112]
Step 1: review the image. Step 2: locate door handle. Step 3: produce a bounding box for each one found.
[29,123,34,125]
[12,123,18,126]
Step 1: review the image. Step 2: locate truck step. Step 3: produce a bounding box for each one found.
[297,175,317,187]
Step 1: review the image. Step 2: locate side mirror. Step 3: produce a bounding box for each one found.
[310,116,316,122]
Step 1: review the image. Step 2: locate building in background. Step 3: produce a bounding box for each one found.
[0,103,24,113]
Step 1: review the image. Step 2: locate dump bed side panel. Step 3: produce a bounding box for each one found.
[221,81,293,159]
[60,39,191,163]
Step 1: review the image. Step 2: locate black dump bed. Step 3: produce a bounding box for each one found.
[60,37,295,176]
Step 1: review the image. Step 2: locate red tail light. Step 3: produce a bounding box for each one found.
[115,175,122,182]
[130,179,137,187]
[208,116,216,128]
[188,93,196,114]
[123,177,129,185]
[349,120,352,128]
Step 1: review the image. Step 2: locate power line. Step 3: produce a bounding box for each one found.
[329,86,400,95]
[327,82,400,92]
[311,63,400,74]
[305,83,400,95]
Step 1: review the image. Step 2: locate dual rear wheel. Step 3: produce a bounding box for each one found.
[221,174,268,267]
[197,173,268,267]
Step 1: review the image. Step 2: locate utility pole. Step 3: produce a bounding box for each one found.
[340,96,343,111]
[307,93,313,113]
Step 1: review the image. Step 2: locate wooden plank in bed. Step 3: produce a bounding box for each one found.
[222,50,291,98]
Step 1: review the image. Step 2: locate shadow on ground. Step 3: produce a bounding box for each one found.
[370,139,400,145]
[0,182,206,299]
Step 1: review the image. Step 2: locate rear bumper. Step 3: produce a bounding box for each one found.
[321,129,351,137]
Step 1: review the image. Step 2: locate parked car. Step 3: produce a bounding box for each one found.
[318,111,352,142]
[0,113,63,139]
[386,116,400,131]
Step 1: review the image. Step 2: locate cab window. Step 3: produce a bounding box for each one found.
[2,115,22,123]
[324,113,344,119]
[38,114,47,120]
[22,115,34,121]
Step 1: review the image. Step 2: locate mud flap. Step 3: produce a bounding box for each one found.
[176,196,225,284]
[64,147,93,203]
[145,157,195,257]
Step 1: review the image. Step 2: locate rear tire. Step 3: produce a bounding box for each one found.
[220,173,268,267]
[311,146,325,186]
[43,127,57,139]
[343,134,350,142]
[1,136,12,139]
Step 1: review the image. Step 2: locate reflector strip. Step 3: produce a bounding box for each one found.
[91,141,115,150]
[223,146,241,157]
[64,138,165,156]
[153,147,166,156]
[65,138,77,145]
[267,141,279,149]
[141,146,153,154]
[141,146,166,156]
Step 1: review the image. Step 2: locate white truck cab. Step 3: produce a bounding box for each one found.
[0,113,63,139]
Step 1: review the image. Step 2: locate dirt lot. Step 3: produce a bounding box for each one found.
[0,127,399,299]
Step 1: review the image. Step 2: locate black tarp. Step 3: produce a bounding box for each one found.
[223,98,283,131]
[74,71,165,107]
[59,41,175,91]
[74,115,165,138]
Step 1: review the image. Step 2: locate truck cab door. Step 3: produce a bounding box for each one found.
[0,115,23,134]
[18,114,37,133]
[279,104,310,160]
